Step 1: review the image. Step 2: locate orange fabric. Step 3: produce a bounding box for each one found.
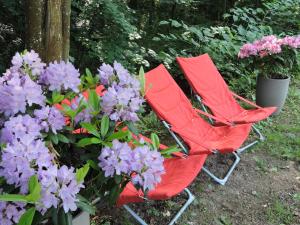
[117,154,207,206]
[144,64,252,155]
[176,54,276,123]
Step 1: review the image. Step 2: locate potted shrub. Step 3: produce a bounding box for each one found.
[238,35,300,115]
[0,51,174,225]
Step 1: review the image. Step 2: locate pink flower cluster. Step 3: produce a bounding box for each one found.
[238,35,300,58]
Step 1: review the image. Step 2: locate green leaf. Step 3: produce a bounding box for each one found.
[150,133,160,149]
[126,122,139,135]
[160,146,180,156]
[85,68,92,77]
[52,91,65,104]
[50,134,59,145]
[26,175,41,202]
[88,89,100,111]
[114,175,122,184]
[77,137,102,147]
[66,213,72,225]
[51,208,58,225]
[80,122,100,138]
[171,20,181,28]
[76,163,90,183]
[57,208,68,225]
[17,207,36,225]
[139,66,145,96]
[109,186,121,204]
[0,194,28,202]
[57,134,69,143]
[100,115,110,137]
[87,160,100,170]
[158,20,169,25]
[62,104,77,119]
[106,130,129,141]
[76,195,96,215]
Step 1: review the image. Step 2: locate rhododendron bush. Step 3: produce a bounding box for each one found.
[238,35,300,78]
[0,50,172,225]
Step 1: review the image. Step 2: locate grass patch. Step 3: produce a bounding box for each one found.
[255,79,300,162]
[266,200,295,225]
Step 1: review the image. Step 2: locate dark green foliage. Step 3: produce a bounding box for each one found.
[71,0,143,71]
[263,0,300,35]
[0,0,299,94]
[0,0,25,72]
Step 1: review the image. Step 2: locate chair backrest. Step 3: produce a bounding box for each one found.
[145,64,211,138]
[177,54,243,120]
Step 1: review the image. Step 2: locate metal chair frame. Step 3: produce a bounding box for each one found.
[123,188,195,225]
[195,94,265,154]
[162,120,241,185]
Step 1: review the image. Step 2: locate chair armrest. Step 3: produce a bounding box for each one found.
[194,108,233,126]
[230,91,262,109]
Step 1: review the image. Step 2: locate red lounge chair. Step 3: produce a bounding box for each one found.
[118,151,206,225]
[177,54,276,152]
[144,64,253,185]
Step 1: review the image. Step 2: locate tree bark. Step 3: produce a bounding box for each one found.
[62,0,71,61]
[25,0,71,63]
[25,0,45,59]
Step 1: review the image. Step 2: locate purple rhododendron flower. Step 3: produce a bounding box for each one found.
[70,96,92,124]
[99,140,133,177]
[1,115,42,144]
[98,140,165,191]
[40,61,80,92]
[37,165,84,214]
[0,201,25,225]
[34,106,65,134]
[0,70,45,117]
[98,61,144,122]
[11,50,45,77]
[98,63,114,85]
[131,145,165,191]
[0,138,53,193]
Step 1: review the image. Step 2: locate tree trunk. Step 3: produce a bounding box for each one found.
[25,0,45,59]
[25,0,71,63]
[62,0,71,61]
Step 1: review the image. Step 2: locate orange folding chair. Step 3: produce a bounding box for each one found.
[144,64,253,185]
[177,54,276,153]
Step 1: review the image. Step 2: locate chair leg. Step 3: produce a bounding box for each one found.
[168,188,195,225]
[202,152,240,185]
[123,205,148,225]
[196,95,214,124]
[237,125,265,155]
[123,188,195,225]
[252,125,265,141]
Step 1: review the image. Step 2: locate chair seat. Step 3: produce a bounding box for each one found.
[177,54,275,124]
[171,120,252,154]
[117,154,207,206]
[228,107,276,124]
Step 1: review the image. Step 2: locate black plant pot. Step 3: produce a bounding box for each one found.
[256,75,290,115]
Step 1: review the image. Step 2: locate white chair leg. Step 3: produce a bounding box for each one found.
[123,188,195,225]
[202,152,240,185]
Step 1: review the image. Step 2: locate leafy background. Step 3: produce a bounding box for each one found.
[0,0,299,97]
